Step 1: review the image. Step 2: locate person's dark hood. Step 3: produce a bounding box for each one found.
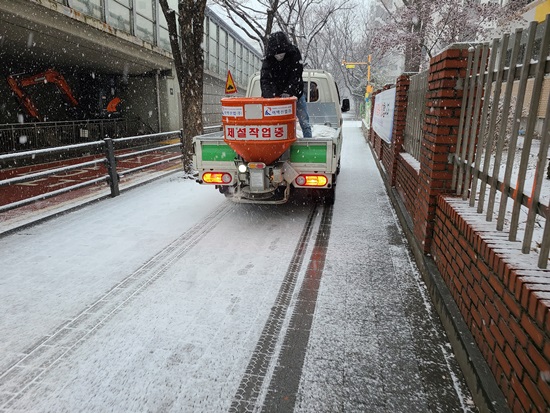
[265,31,292,57]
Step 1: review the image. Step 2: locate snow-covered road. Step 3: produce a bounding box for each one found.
[0,120,477,412]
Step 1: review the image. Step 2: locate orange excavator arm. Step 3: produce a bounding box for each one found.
[6,75,41,120]
[6,69,78,121]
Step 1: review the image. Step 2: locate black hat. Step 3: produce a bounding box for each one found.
[266,31,291,57]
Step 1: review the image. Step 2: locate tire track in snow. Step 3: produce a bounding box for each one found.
[0,201,234,410]
[229,203,320,413]
[260,203,333,412]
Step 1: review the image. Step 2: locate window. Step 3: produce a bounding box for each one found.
[236,42,243,83]
[219,29,227,74]
[304,82,319,102]
[108,1,131,33]
[159,27,170,51]
[134,0,155,43]
[135,0,153,19]
[209,19,218,72]
[203,17,209,66]
[242,48,249,78]
[69,0,102,20]
[158,7,173,51]
[228,36,236,73]
[135,14,154,43]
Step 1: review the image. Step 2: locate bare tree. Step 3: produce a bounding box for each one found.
[213,0,280,52]
[373,0,526,72]
[159,0,207,173]
[275,0,352,62]
[312,4,382,88]
[213,0,351,58]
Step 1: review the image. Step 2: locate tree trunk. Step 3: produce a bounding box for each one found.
[404,20,422,73]
[178,0,206,173]
[159,0,206,173]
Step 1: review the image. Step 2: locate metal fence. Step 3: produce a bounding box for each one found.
[404,70,428,161]
[0,118,152,154]
[451,16,550,268]
[0,130,184,213]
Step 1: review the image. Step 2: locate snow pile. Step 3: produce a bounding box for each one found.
[296,124,337,139]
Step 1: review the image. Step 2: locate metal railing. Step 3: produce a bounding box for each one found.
[404,70,428,161]
[0,130,184,213]
[451,16,550,268]
[0,118,151,153]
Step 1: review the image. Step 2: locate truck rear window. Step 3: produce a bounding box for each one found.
[304,82,319,102]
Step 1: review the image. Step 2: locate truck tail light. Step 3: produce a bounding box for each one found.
[295,174,328,187]
[202,172,232,184]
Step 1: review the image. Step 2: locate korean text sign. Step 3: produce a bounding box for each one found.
[372,87,396,144]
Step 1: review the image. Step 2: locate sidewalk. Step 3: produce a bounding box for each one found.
[0,160,182,236]
[286,122,479,412]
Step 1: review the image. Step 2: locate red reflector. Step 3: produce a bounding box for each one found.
[202,172,232,184]
[295,174,328,187]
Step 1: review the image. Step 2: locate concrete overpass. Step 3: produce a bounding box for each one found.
[0,0,255,136]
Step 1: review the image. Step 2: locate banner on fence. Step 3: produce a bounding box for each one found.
[372,87,396,143]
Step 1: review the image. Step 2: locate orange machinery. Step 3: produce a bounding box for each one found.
[221,96,297,165]
[6,69,78,121]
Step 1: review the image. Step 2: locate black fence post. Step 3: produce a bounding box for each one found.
[179,128,186,169]
[104,137,120,197]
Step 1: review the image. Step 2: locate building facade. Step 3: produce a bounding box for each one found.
[0,0,262,138]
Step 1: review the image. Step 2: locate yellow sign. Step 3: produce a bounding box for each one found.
[535,0,550,22]
[345,64,356,69]
[225,71,238,94]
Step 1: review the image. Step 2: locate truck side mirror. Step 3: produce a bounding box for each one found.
[341,99,350,112]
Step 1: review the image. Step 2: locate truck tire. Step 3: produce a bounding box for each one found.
[323,176,336,205]
[323,186,335,205]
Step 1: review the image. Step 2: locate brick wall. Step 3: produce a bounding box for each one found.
[394,154,420,217]
[433,197,550,412]
[380,140,392,174]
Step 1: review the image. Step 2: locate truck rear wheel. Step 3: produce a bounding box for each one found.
[323,185,335,205]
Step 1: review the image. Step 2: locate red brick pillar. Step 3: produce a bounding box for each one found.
[389,74,411,186]
[413,46,470,253]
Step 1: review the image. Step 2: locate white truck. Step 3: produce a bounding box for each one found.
[192,69,349,204]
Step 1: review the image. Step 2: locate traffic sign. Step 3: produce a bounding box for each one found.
[225,71,238,94]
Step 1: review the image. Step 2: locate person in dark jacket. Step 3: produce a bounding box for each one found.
[260,31,312,138]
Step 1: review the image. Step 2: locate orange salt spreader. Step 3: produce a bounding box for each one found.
[221,96,297,165]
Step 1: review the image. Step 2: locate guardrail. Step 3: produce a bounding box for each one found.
[0,130,184,213]
[0,117,151,153]
[203,124,223,133]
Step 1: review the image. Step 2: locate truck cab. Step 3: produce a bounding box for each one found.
[247,70,346,128]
